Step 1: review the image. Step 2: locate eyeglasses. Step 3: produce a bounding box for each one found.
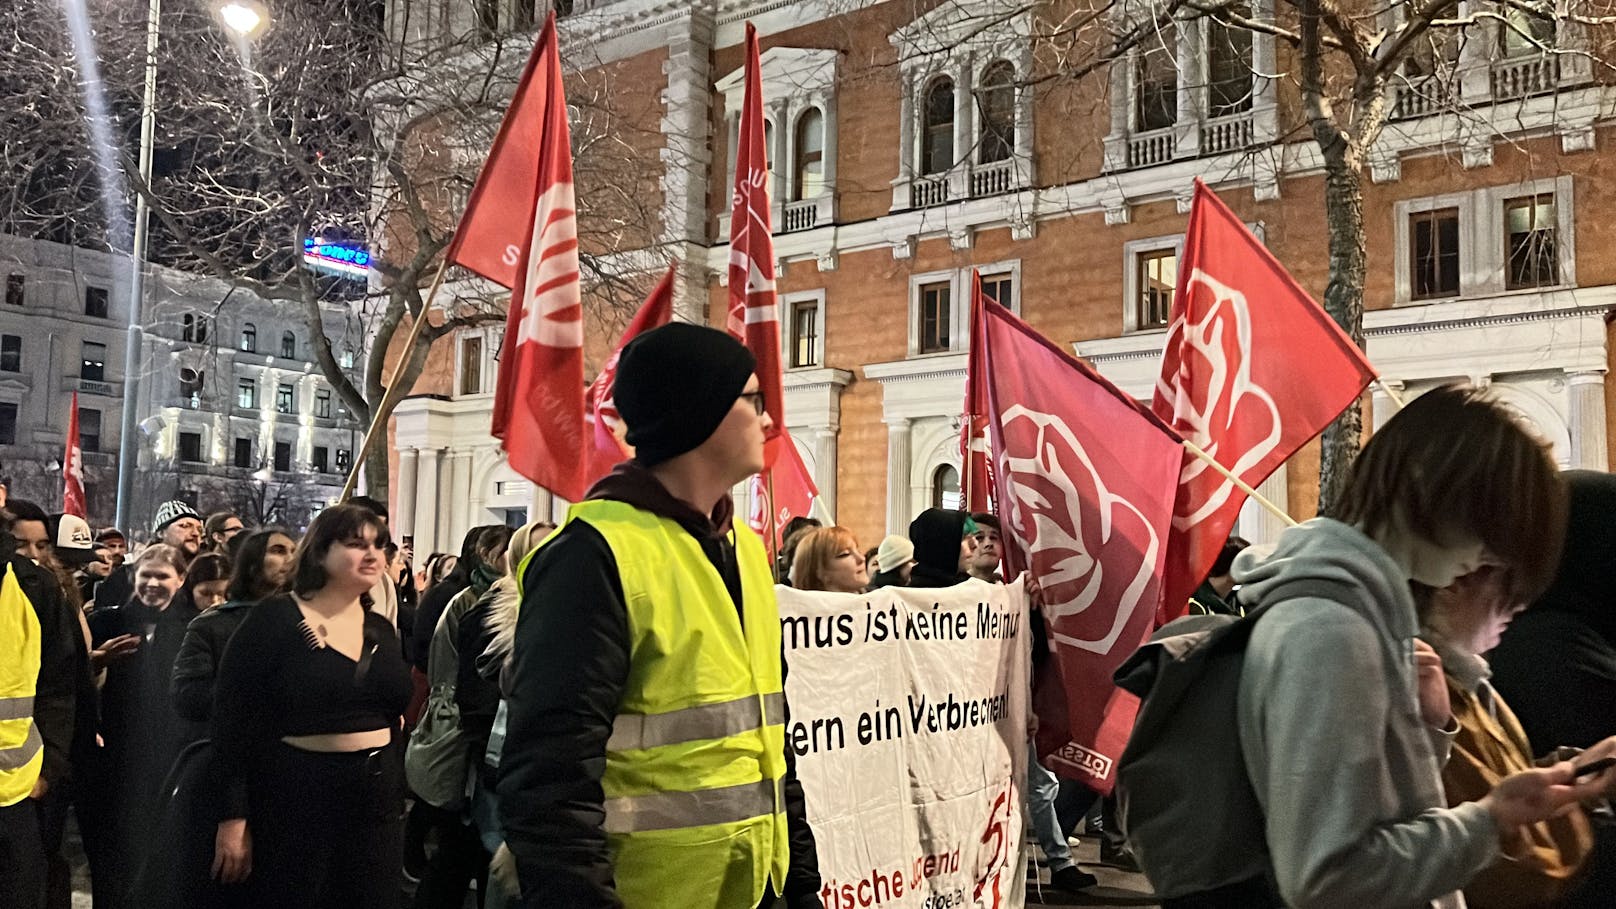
[737,391,766,416]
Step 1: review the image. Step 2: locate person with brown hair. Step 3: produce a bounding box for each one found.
[1178,384,1611,908]
[211,505,412,906]
[789,526,869,594]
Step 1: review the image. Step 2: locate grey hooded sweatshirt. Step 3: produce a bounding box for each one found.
[1233,518,1499,909]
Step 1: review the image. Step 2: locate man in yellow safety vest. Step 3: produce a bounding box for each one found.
[498,323,821,909]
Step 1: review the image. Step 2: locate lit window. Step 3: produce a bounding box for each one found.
[237,379,258,410]
[276,383,294,414]
[793,108,825,202]
[240,323,256,352]
[335,448,352,471]
[931,464,961,510]
[790,298,820,368]
[1137,249,1177,329]
[1505,194,1558,289]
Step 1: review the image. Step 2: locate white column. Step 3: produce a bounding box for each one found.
[1243,464,1291,546]
[396,448,418,541]
[1568,370,1609,469]
[892,69,916,210]
[813,427,838,521]
[530,486,555,525]
[447,451,472,549]
[1175,21,1201,157]
[414,447,440,554]
[885,418,912,535]
[1371,378,1406,432]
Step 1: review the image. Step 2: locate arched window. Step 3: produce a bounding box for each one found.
[922,77,955,175]
[792,108,825,202]
[976,61,1015,164]
[763,119,775,199]
[280,331,296,359]
[182,314,196,342]
[931,464,961,510]
[240,322,256,352]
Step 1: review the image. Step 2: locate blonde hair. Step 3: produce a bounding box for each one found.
[791,526,863,592]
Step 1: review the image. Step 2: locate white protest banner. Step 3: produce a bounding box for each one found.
[777,578,1029,909]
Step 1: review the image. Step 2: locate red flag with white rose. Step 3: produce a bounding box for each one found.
[1151,181,1376,623]
[446,12,586,502]
[977,298,1183,793]
[584,265,676,484]
[63,391,86,518]
[960,271,993,513]
[727,22,786,470]
[747,432,822,559]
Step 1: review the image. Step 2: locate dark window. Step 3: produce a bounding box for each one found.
[1410,208,1461,299]
[512,0,537,30]
[275,383,294,414]
[922,78,955,175]
[237,378,257,410]
[1208,13,1254,117]
[0,401,17,445]
[240,322,256,352]
[790,298,820,368]
[81,342,106,381]
[1137,249,1177,329]
[182,313,208,343]
[312,446,329,473]
[79,408,101,452]
[233,437,252,468]
[976,61,1016,164]
[793,108,825,202]
[919,281,952,354]
[280,331,296,359]
[84,286,109,318]
[5,274,22,307]
[0,335,19,373]
[273,441,292,472]
[1505,194,1558,289]
[315,388,331,418]
[335,448,352,471]
[981,274,1015,308]
[460,336,483,395]
[1136,27,1178,131]
[179,431,204,463]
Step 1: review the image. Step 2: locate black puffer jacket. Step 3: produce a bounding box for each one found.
[497,462,822,909]
[907,507,971,588]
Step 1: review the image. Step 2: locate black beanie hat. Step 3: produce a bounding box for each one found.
[615,322,757,466]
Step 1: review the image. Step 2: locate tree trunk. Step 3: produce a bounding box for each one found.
[1316,148,1368,516]
[362,424,392,506]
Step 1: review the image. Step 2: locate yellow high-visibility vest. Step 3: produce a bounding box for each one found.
[555,499,791,909]
[0,563,44,807]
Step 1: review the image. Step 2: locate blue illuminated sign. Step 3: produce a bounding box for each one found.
[302,238,371,277]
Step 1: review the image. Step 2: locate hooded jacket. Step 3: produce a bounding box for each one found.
[1232,518,1498,909]
[496,462,821,909]
[907,508,969,589]
[1488,470,1616,754]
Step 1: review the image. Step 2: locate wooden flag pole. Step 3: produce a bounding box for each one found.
[339,257,452,502]
[1374,377,1406,411]
[1181,439,1299,529]
[960,413,973,512]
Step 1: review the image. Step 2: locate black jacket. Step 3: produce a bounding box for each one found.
[497,462,821,908]
[411,574,469,672]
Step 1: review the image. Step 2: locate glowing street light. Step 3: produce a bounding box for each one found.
[218,1,269,38]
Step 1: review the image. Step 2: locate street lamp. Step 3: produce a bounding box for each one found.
[113,0,271,531]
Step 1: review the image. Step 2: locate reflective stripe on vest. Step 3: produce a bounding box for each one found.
[603,777,782,834]
[0,724,41,771]
[607,691,785,752]
[0,695,33,721]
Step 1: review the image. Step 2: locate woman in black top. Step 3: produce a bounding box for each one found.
[212,505,411,908]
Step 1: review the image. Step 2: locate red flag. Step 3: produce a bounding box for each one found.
[447,13,586,501]
[63,392,86,519]
[747,429,820,557]
[727,23,785,468]
[1151,181,1376,623]
[960,271,993,513]
[585,265,676,484]
[978,299,1183,793]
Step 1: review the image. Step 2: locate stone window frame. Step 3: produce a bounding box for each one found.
[891,1,1036,211]
[906,258,1022,357]
[778,288,826,371]
[716,47,839,236]
[1122,233,1185,334]
[1392,176,1574,305]
[454,327,493,398]
[1102,0,1279,172]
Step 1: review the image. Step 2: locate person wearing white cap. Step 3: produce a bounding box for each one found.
[865,534,916,590]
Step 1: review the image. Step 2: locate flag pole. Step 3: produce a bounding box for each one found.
[339,256,452,502]
[1373,377,1406,410]
[960,412,973,512]
[766,468,781,582]
[1181,439,1299,528]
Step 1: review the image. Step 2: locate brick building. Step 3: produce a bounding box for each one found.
[383,0,1616,555]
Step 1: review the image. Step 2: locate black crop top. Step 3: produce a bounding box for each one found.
[212,594,411,795]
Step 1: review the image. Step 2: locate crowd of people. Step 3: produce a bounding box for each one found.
[1,323,1615,909]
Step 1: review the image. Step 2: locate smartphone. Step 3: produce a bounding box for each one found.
[1573,756,1616,779]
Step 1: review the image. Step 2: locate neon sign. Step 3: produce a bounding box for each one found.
[302,238,371,278]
